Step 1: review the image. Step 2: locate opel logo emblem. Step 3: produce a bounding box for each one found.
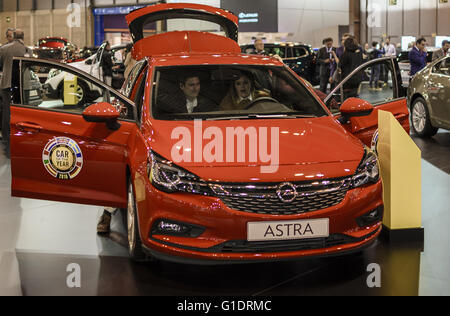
[276,182,297,203]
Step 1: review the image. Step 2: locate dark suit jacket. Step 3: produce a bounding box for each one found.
[0,40,32,89]
[156,92,218,116]
[409,47,427,76]
[317,46,336,66]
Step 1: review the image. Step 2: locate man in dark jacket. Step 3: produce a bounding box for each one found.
[317,37,336,93]
[432,40,449,61]
[101,41,114,86]
[409,38,427,77]
[0,29,31,157]
[156,74,218,117]
[339,37,363,99]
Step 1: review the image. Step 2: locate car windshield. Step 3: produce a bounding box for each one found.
[152,65,328,120]
[35,48,64,60]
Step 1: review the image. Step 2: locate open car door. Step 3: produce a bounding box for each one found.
[126,3,239,43]
[9,57,139,208]
[324,56,410,147]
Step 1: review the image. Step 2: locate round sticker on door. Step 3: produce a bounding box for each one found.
[42,137,83,180]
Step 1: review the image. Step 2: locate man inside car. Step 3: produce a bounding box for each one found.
[157,73,218,116]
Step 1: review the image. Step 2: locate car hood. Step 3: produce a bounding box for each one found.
[147,116,364,182]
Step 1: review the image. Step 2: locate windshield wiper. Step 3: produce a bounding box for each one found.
[205,114,316,121]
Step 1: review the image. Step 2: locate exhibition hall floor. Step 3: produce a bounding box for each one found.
[0,131,449,296]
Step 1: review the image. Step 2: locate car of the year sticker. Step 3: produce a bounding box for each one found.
[42,137,83,180]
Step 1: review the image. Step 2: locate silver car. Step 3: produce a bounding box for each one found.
[408,56,450,137]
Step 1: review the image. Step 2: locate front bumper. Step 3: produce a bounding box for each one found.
[135,178,384,264]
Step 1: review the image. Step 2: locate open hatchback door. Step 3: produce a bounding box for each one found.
[126,2,239,43]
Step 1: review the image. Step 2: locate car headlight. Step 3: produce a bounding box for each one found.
[48,69,61,79]
[149,152,213,195]
[352,147,380,188]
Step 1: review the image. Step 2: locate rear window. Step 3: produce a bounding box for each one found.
[152,65,328,121]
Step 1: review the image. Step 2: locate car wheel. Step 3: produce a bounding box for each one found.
[126,179,147,261]
[411,97,438,137]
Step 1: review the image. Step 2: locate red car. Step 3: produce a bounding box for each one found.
[10,3,409,264]
[36,37,79,63]
[38,37,68,49]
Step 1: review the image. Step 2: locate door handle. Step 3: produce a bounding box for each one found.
[16,122,43,133]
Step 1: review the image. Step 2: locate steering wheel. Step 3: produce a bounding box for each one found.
[244,97,280,110]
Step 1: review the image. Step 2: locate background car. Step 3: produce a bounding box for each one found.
[241,42,319,85]
[408,55,450,137]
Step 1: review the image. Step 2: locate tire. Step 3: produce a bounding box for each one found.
[126,179,147,262]
[410,97,438,137]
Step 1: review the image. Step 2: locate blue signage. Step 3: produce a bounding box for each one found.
[93,6,145,16]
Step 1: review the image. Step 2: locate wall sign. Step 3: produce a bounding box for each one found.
[221,0,278,32]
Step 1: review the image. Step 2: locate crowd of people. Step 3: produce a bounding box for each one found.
[251,35,448,95]
[316,34,402,94]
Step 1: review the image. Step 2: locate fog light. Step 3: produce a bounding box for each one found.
[158,221,188,233]
[151,219,205,238]
[356,206,384,227]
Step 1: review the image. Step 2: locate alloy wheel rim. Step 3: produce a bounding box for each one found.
[127,184,135,253]
[412,101,426,133]
[75,85,84,103]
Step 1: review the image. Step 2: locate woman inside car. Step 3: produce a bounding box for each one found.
[220,72,269,111]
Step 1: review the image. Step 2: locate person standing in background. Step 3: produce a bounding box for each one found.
[409,37,427,78]
[3,28,14,46]
[317,37,336,93]
[0,29,31,157]
[0,28,15,134]
[338,37,363,99]
[252,38,266,55]
[330,33,352,85]
[101,41,114,86]
[384,37,396,57]
[432,40,449,61]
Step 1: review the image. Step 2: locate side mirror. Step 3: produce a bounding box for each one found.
[82,102,121,130]
[85,59,93,65]
[338,98,374,124]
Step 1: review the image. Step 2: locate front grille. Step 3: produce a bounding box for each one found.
[213,177,351,215]
[210,234,356,253]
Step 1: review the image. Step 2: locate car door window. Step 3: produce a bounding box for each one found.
[293,47,308,58]
[21,60,135,121]
[286,47,293,58]
[326,59,397,114]
[432,57,450,76]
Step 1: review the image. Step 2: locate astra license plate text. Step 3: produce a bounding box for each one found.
[247,218,329,242]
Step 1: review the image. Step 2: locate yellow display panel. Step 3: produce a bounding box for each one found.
[378,110,422,230]
[64,73,78,105]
